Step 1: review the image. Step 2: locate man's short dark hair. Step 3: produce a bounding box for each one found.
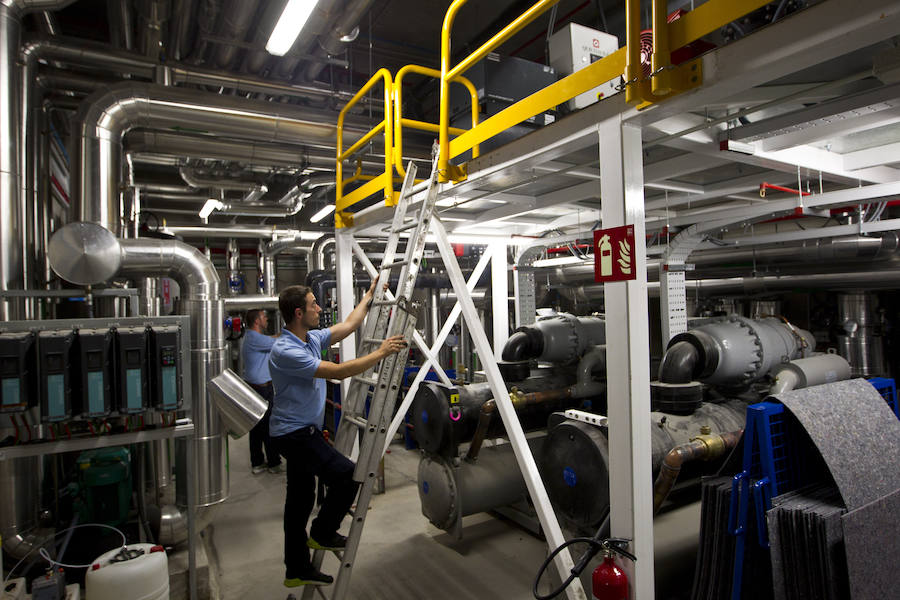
[279,285,313,325]
[245,308,265,328]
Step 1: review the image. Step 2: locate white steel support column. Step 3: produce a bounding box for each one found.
[490,241,509,360]
[432,217,586,600]
[334,229,356,401]
[598,116,655,599]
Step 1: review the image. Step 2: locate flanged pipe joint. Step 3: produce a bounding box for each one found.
[652,316,815,413]
[500,313,605,381]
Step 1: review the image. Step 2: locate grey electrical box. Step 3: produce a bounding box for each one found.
[149,325,182,411]
[39,330,76,422]
[31,569,66,600]
[115,327,149,414]
[76,328,114,418]
[0,331,36,413]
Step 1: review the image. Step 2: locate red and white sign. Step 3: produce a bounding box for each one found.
[594,225,636,283]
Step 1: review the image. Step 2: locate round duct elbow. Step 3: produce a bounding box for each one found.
[47,222,122,285]
[207,369,268,438]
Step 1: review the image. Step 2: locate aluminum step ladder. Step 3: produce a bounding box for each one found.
[302,152,441,600]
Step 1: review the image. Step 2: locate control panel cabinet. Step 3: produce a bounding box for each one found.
[149,325,182,411]
[38,330,76,422]
[0,331,36,413]
[115,327,149,414]
[76,328,115,418]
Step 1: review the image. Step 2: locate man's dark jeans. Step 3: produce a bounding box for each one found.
[272,425,359,577]
[247,381,280,468]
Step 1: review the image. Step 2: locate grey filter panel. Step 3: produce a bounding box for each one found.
[767,484,848,600]
[841,488,900,600]
[768,378,900,510]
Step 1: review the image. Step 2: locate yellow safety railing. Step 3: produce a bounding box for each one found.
[393,64,480,178]
[336,68,393,228]
[334,0,777,219]
[437,0,773,182]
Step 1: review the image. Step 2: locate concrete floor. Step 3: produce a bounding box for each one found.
[209,438,556,599]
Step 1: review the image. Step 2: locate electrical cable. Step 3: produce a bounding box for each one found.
[2,523,127,588]
[532,513,611,599]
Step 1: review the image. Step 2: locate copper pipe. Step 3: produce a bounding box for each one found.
[652,429,742,514]
[465,399,496,462]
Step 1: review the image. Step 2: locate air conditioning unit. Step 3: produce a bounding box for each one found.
[549,23,620,110]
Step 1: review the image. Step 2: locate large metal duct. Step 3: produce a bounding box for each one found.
[70,82,357,233]
[22,36,356,101]
[179,166,259,192]
[543,234,900,287]
[212,0,257,70]
[47,222,228,545]
[167,0,195,60]
[301,0,375,83]
[312,234,335,272]
[263,236,314,295]
[126,130,384,172]
[1,1,74,321]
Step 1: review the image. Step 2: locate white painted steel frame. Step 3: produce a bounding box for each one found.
[430,216,587,600]
[599,116,655,599]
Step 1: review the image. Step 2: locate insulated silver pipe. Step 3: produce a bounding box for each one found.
[179,166,260,192]
[302,0,375,82]
[212,0,256,69]
[71,81,365,233]
[0,0,77,556]
[263,237,314,295]
[125,130,384,171]
[312,234,335,271]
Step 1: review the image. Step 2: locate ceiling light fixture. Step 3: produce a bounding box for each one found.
[199,199,224,219]
[310,204,335,223]
[266,0,319,57]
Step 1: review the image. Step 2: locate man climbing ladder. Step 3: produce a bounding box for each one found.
[296,152,441,600]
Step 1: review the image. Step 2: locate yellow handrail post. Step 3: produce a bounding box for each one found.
[624,0,642,104]
[439,0,469,183]
[336,68,394,226]
[651,0,673,96]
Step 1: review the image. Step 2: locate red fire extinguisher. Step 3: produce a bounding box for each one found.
[532,536,636,600]
[592,549,628,600]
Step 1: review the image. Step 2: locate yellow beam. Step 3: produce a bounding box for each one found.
[449,47,625,159]
[669,0,773,50]
[336,172,389,212]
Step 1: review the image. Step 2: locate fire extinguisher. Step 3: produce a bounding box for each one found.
[532,529,636,600]
[592,540,636,600]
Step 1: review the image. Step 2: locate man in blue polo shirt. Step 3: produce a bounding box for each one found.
[241,308,282,474]
[269,282,407,588]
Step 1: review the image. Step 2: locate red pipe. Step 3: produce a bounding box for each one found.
[759,182,811,198]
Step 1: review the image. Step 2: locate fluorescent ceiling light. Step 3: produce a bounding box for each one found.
[266,0,319,56]
[532,255,590,268]
[199,199,224,219]
[310,204,335,223]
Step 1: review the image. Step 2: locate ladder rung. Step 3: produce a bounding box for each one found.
[352,375,379,387]
[369,300,398,307]
[362,337,383,345]
[343,414,367,429]
[393,221,419,233]
[381,259,411,269]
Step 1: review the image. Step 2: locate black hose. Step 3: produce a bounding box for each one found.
[501,331,534,361]
[533,513,611,599]
[658,340,699,384]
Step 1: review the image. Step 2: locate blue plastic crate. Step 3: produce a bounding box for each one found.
[868,376,898,418]
[729,377,899,599]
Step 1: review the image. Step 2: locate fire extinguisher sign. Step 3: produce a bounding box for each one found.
[594,225,636,282]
